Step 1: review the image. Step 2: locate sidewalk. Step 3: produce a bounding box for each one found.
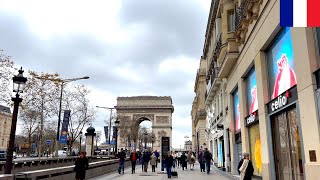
[90,163,232,180]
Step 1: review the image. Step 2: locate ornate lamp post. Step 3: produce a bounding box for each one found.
[151,135,155,151]
[5,67,27,174]
[144,132,148,150]
[79,131,83,152]
[114,119,120,155]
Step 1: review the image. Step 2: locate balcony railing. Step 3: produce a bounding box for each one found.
[235,0,249,29]
[213,34,222,59]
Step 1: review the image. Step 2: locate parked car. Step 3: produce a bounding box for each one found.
[0,150,7,161]
[57,150,67,157]
[0,150,16,161]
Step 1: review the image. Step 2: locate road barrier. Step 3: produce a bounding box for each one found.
[0,156,111,174]
[14,158,130,180]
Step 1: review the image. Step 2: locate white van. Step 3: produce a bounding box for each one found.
[57,150,67,157]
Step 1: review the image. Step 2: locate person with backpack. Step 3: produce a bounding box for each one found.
[180,152,188,170]
[143,150,151,172]
[118,148,126,174]
[204,148,213,174]
[130,149,138,174]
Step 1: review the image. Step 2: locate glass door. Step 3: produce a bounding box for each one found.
[271,108,304,180]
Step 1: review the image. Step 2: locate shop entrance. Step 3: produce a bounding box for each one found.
[271,107,304,180]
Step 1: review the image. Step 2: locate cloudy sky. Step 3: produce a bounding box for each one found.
[0,0,210,148]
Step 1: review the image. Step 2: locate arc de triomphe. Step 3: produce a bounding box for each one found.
[115,96,174,152]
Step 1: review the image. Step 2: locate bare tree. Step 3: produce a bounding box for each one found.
[63,85,95,154]
[20,71,60,156]
[19,110,41,156]
[0,50,14,106]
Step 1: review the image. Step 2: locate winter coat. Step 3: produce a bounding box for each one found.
[165,155,174,167]
[74,157,89,179]
[150,155,157,166]
[118,151,126,161]
[143,152,150,163]
[204,151,212,163]
[180,154,188,167]
[187,153,195,164]
[237,159,254,180]
[130,152,138,162]
[198,152,204,164]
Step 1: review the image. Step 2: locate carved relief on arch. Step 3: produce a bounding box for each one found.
[133,114,154,122]
[156,130,167,143]
[156,116,169,124]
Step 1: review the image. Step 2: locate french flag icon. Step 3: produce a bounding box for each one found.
[280,0,320,27]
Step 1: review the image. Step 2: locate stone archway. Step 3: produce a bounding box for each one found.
[115,96,174,152]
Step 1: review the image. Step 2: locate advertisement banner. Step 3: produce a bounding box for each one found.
[59,110,71,144]
[111,126,117,145]
[234,89,240,132]
[246,69,258,114]
[104,126,109,144]
[267,27,297,99]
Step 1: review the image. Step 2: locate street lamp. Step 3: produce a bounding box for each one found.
[34,75,89,157]
[144,132,148,150]
[79,131,83,153]
[5,67,27,174]
[114,119,120,155]
[95,106,115,156]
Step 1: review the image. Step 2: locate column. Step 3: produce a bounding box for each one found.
[291,28,320,180]
[238,79,250,154]
[255,51,272,180]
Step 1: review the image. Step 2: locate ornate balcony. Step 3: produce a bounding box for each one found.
[235,0,263,44]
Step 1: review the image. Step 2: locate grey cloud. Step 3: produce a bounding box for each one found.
[0,1,209,147]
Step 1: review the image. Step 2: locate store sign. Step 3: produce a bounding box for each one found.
[245,111,259,126]
[267,85,297,113]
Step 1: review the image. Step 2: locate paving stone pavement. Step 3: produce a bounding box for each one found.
[90,163,232,180]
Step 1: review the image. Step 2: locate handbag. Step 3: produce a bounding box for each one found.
[171,166,178,177]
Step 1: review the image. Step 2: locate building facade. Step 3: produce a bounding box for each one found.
[191,59,207,154]
[200,0,320,179]
[0,105,11,150]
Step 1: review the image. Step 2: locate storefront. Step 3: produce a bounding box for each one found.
[266,28,304,180]
[244,68,262,177]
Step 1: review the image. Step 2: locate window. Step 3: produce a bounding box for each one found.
[228,11,235,32]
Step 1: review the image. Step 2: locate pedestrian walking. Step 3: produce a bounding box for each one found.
[177,151,181,168]
[143,151,150,172]
[180,152,188,170]
[172,151,177,168]
[198,149,205,172]
[238,152,254,180]
[204,148,213,174]
[150,153,157,172]
[187,150,195,170]
[154,150,160,168]
[118,148,126,174]
[74,152,89,180]
[165,151,174,178]
[130,149,138,174]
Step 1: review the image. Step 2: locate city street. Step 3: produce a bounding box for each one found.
[90,163,232,180]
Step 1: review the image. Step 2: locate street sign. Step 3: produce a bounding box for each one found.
[110,141,116,145]
[46,140,51,145]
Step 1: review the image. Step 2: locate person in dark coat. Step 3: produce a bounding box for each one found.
[204,148,213,174]
[180,152,188,170]
[143,151,151,172]
[118,148,126,174]
[154,150,160,168]
[198,149,205,172]
[130,149,138,174]
[237,153,254,180]
[74,152,89,180]
[165,151,174,179]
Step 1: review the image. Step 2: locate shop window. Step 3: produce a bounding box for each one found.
[249,123,262,176]
[233,88,240,132]
[228,11,235,32]
[266,28,296,100]
[245,68,258,114]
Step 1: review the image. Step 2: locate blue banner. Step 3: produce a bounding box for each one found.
[104,126,109,144]
[59,110,71,144]
[111,126,117,145]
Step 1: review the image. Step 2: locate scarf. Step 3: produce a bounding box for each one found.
[239,159,249,180]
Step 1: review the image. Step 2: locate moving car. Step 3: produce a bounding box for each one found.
[57,150,68,157]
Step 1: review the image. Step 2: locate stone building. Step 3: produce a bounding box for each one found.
[0,105,11,150]
[199,0,320,179]
[191,59,207,154]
